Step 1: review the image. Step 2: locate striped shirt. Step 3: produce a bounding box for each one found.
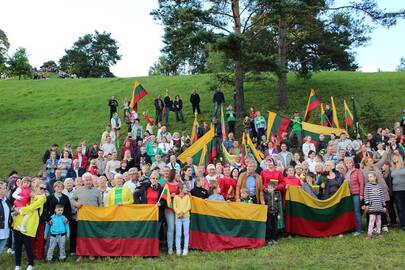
[364,183,385,214]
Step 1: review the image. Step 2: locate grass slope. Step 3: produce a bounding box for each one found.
[1,71,405,177]
[1,230,405,269]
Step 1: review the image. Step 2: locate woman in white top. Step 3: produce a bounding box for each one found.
[110,112,122,144]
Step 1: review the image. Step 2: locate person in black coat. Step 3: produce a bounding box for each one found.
[154,95,164,124]
[190,177,208,199]
[212,88,225,117]
[164,90,173,126]
[0,182,12,255]
[190,89,201,114]
[173,95,185,122]
[44,181,72,222]
[108,96,118,121]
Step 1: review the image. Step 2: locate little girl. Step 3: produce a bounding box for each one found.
[12,177,32,232]
[173,185,191,256]
[207,184,224,201]
[364,172,386,240]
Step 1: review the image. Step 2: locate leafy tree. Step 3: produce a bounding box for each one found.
[360,98,384,131]
[7,47,32,80]
[59,31,121,78]
[0,29,10,74]
[41,60,58,71]
[396,57,405,71]
[149,55,173,75]
[152,0,405,110]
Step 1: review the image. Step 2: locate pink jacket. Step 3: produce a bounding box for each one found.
[14,187,31,207]
[348,169,365,197]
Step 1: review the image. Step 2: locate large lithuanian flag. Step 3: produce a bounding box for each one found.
[285,182,356,237]
[77,204,159,256]
[189,196,267,251]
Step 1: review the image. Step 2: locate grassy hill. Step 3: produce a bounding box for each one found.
[1,71,405,177]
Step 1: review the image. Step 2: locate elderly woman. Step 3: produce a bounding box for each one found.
[391,152,405,230]
[106,174,133,206]
[0,182,12,255]
[13,180,47,270]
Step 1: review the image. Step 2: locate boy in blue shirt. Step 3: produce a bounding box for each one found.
[44,204,70,262]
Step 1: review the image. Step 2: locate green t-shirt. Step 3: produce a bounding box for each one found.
[292,116,302,131]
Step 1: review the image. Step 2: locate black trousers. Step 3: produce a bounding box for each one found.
[70,219,78,253]
[387,196,398,225]
[228,121,235,134]
[14,230,34,267]
[266,213,278,241]
[192,104,200,114]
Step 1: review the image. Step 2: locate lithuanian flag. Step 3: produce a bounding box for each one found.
[266,111,291,139]
[190,112,199,143]
[189,196,267,251]
[178,128,215,165]
[302,121,346,141]
[343,100,353,126]
[245,133,265,162]
[320,103,329,126]
[331,96,340,128]
[76,204,159,256]
[160,183,173,208]
[285,181,356,237]
[129,80,148,111]
[304,88,321,121]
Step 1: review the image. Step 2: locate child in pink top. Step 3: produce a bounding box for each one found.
[12,177,32,232]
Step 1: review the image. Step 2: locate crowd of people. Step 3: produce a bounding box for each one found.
[1,89,405,269]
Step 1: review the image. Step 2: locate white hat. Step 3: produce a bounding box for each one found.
[207,164,215,170]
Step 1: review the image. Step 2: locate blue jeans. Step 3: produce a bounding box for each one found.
[164,209,175,251]
[0,238,8,255]
[175,217,190,252]
[46,235,66,261]
[393,191,405,228]
[352,195,362,233]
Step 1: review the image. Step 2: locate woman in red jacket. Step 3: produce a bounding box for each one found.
[344,157,365,235]
[260,162,284,191]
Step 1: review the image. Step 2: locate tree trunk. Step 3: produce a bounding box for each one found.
[277,15,288,108]
[231,0,245,116]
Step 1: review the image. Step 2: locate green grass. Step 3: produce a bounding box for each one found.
[1,230,405,269]
[1,72,405,269]
[1,71,405,177]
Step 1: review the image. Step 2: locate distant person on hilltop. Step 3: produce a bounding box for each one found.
[212,88,225,117]
[154,94,164,125]
[190,89,201,114]
[173,95,185,123]
[110,112,122,146]
[108,96,118,121]
[164,89,173,127]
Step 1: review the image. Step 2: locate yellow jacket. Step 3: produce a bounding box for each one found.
[106,186,133,206]
[173,195,191,218]
[13,194,47,237]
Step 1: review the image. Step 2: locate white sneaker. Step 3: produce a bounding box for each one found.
[382,226,389,232]
[14,267,21,270]
[168,248,173,255]
[176,250,181,256]
[182,250,188,256]
[26,266,34,270]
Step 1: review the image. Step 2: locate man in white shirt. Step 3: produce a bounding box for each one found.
[302,136,316,158]
[104,152,120,180]
[101,136,117,157]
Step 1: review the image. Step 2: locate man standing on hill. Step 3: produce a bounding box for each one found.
[164,89,173,127]
[154,95,164,125]
[212,88,225,117]
[289,111,303,148]
[190,89,201,114]
[108,96,118,121]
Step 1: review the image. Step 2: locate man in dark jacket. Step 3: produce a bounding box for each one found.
[0,182,12,255]
[212,88,225,117]
[164,90,172,126]
[154,95,164,124]
[190,89,201,114]
[108,96,118,121]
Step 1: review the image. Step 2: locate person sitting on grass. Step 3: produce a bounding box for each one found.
[44,204,70,262]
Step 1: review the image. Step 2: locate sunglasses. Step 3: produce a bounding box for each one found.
[40,187,47,190]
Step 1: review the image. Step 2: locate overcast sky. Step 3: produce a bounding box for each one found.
[1,0,404,77]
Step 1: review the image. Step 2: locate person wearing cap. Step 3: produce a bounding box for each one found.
[203,164,218,190]
[235,161,265,204]
[337,132,353,153]
[289,111,303,147]
[263,180,282,245]
[124,168,139,193]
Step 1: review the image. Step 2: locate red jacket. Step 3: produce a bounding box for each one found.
[260,169,284,190]
[73,153,88,169]
[348,168,365,196]
[217,177,237,201]
[282,176,302,190]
